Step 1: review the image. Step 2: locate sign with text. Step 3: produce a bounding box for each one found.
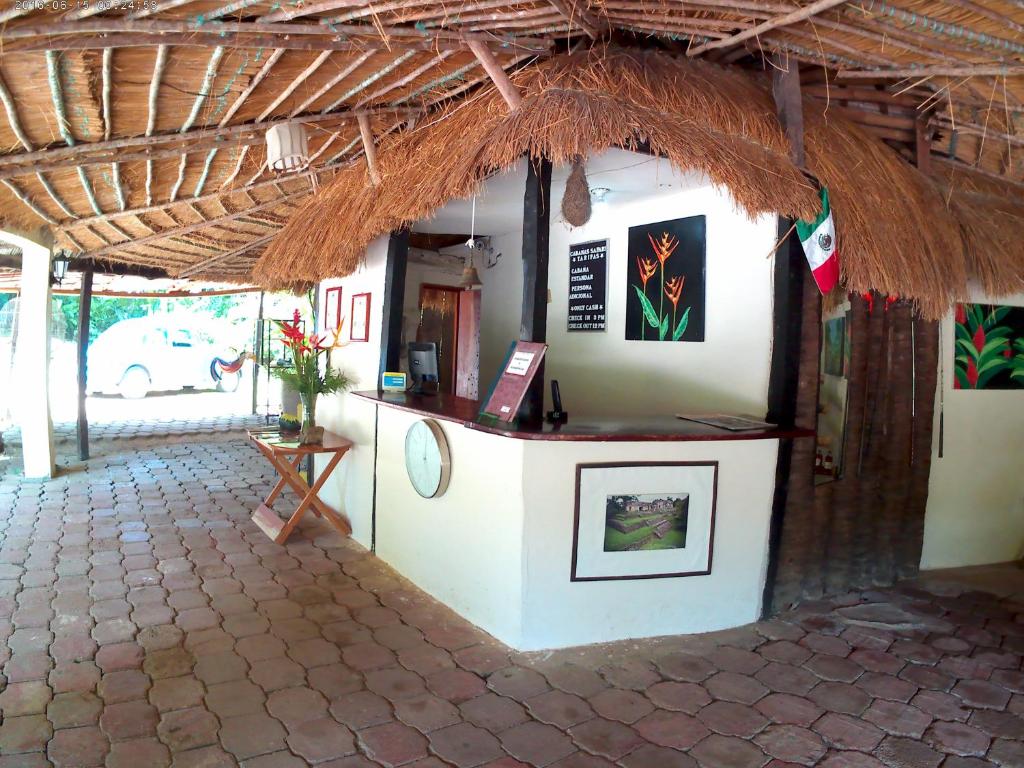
[567,239,608,332]
[480,341,548,422]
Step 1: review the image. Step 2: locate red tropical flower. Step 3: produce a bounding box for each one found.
[647,232,679,266]
[636,256,657,289]
[973,325,985,353]
[665,275,684,309]
[967,357,979,387]
[955,304,967,325]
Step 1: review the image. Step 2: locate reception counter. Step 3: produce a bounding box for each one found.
[352,391,810,650]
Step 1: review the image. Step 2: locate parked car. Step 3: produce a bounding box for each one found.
[87,316,245,399]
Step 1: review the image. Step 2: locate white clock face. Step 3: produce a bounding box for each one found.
[404,420,450,498]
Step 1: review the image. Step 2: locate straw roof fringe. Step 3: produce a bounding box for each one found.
[256,49,820,283]
[256,49,1014,319]
[930,164,1024,300]
[802,110,971,316]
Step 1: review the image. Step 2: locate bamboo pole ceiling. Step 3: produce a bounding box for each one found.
[0,0,1020,281]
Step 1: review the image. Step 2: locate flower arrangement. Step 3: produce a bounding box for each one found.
[632,232,691,341]
[273,310,351,443]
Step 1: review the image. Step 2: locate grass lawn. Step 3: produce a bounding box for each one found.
[604,526,654,551]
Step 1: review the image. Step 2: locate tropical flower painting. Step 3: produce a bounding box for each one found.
[953,303,1024,390]
[626,216,706,342]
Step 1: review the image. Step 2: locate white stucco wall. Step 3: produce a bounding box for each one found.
[518,438,778,650]
[369,401,778,650]
[314,236,390,548]
[373,406,528,646]
[476,150,778,418]
[921,290,1024,569]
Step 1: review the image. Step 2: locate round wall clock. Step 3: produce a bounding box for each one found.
[404,419,451,498]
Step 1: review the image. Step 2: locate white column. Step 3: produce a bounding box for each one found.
[13,239,55,478]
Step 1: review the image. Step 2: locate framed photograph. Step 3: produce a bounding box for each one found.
[626,216,706,342]
[323,286,342,333]
[571,462,718,581]
[350,292,371,342]
[822,316,846,376]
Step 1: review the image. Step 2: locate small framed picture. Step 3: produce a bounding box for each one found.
[350,292,371,342]
[571,461,718,581]
[323,286,343,333]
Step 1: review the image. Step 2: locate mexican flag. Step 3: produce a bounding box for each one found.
[795,187,840,294]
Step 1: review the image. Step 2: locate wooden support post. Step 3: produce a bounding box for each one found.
[519,155,552,425]
[76,268,93,461]
[915,115,932,175]
[763,52,809,618]
[772,53,805,169]
[357,114,381,186]
[467,40,522,110]
[378,230,409,388]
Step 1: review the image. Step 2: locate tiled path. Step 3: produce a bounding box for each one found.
[2,413,264,451]
[0,437,1021,768]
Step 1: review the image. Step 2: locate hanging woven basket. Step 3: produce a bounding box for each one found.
[562,158,592,227]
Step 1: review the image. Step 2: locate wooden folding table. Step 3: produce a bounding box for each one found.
[248,429,354,544]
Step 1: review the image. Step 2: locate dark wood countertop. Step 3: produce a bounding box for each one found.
[353,391,814,443]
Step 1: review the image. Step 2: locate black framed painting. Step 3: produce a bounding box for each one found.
[954,303,1024,390]
[626,216,706,342]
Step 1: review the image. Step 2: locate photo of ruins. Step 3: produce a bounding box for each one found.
[604,494,690,552]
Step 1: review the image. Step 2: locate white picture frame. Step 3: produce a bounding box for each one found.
[571,462,718,581]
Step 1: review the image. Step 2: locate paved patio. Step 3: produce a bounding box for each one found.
[0,437,1021,768]
[2,389,263,453]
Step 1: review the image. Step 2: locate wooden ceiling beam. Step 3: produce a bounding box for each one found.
[289,50,377,116]
[0,106,421,175]
[838,66,1024,79]
[1,20,552,54]
[45,50,104,217]
[0,65,77,220]
[178,233,276,278]
[101,48,128,212]
[356,51,455,107]
[467,40,523,110]
[219,49,287,127]
[0,179,59,226]
[545,0,607,38]
[145,45,169,206]
[686,0,852,57]
[85,190,308,260]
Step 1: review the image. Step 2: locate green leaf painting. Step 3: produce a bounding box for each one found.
[953,303,1024,390]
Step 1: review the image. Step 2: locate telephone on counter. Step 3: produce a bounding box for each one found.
[546,379,568,424]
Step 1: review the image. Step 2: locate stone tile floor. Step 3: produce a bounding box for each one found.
[0,435,1021,768]
[2,412,264,450]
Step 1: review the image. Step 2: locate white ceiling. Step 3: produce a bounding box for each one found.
[412,149,707,239]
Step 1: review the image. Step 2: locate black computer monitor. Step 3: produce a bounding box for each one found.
[408,342,439,395]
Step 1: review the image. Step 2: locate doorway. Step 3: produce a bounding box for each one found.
[417,284,460,394]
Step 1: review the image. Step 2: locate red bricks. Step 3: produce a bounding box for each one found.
[1,437,1022,768]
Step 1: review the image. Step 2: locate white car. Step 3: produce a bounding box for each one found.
[87,316,244,399]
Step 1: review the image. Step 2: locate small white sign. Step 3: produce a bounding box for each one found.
[506,351,535,376]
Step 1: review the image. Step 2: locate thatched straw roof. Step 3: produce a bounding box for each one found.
[0,0,1021,286]
[257,48,1009,318]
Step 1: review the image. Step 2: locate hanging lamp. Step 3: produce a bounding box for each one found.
[266,123,309,173]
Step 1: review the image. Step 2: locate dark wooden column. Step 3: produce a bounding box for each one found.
[76,268,93,461]
[378,229,410,388]
[762,54,810,616]
[518,155,552,423]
